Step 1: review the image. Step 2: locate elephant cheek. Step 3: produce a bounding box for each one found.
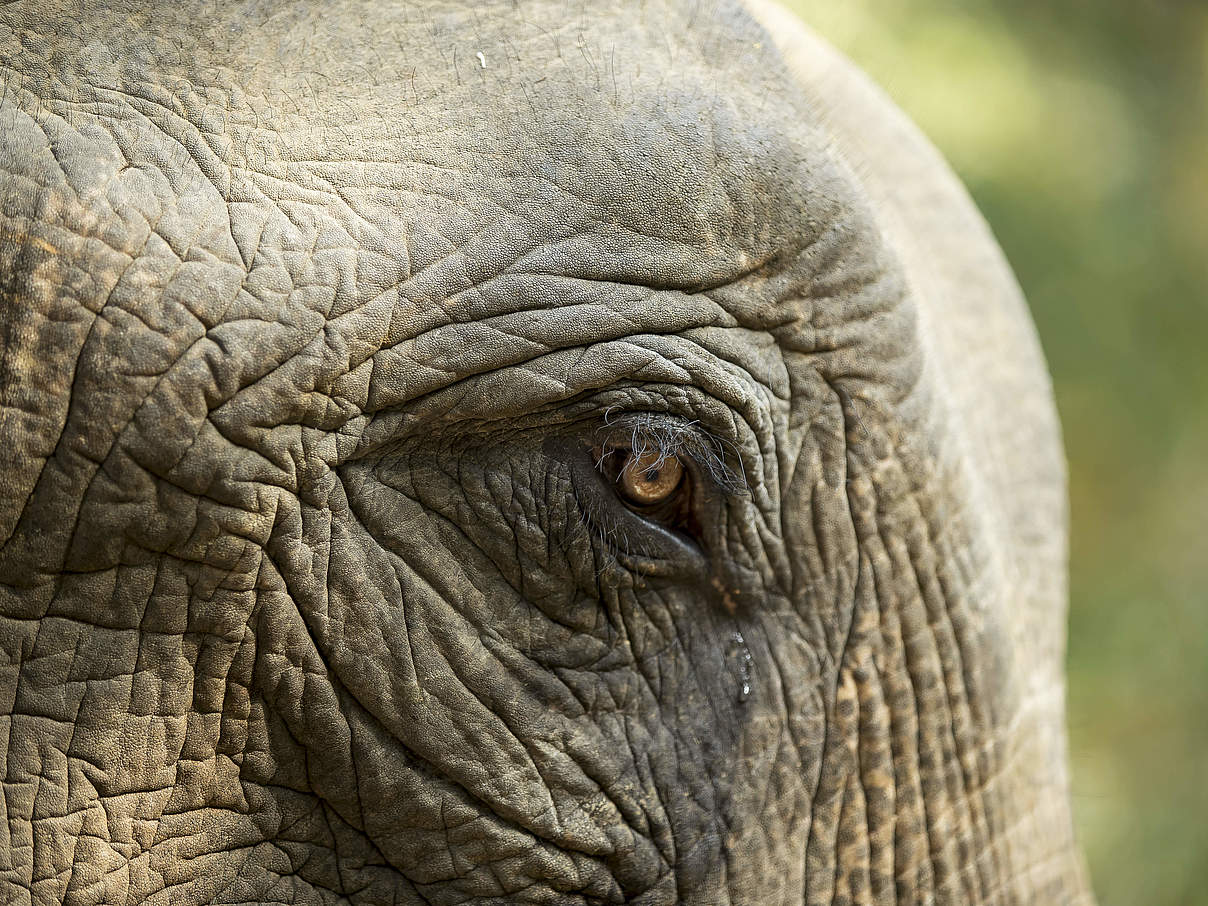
[247,476,663,899]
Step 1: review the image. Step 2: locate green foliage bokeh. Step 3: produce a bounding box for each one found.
[784,2,1208,903]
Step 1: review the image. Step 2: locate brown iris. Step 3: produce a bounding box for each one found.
[616,449,684,506]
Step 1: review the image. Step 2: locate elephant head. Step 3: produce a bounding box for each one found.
[0,0,1092,903]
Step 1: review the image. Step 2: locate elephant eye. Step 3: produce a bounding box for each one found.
[616,449,684,506]
[594,443,691,519]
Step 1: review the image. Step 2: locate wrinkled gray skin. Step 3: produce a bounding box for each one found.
[0,1,1093,904]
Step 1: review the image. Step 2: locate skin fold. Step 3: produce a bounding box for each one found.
[0,1,1092,903]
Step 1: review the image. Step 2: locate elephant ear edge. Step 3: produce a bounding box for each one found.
[741,5,1095,902]
[742,0,1070,678]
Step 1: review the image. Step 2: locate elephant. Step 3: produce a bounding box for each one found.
[0,0,1093,903]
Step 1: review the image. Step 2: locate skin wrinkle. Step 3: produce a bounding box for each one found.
[254,684,407,900]
[864,425,1005,903]
[870,492,969,884]
[403,591,567,842]
[278,520,596,885]
[877,632,928,900]
[388,338,763,483]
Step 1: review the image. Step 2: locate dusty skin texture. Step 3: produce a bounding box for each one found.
[0,1,1092,903]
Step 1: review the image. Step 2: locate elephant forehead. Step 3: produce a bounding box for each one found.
[205,0,842,292]
[6,0,850,290]
[0,0,893,521]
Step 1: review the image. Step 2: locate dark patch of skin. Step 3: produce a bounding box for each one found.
[0,1,1086,904]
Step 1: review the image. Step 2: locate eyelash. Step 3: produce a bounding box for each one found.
[572,414,748,570]
[591,415,747,497]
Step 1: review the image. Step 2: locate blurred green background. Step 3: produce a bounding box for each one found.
[784,2,1208,903]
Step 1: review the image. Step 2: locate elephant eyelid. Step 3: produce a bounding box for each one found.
[593,412,749,498]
